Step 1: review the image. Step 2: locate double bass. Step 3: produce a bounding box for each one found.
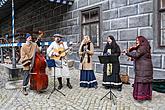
[29,32,48,92]
[30,51,48,92]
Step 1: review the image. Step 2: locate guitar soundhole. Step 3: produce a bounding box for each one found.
[59,51,62,54]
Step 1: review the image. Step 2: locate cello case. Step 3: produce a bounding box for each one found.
[30,52,48,92]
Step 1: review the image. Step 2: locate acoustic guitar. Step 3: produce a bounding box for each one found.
[50,47,71,60]
[50,42,80,60]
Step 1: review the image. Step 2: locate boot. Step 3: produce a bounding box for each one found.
[58,77,63,90]
[67,78,72,89]
[23,87,28,95]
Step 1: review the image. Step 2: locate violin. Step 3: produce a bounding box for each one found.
[128,45,139,52]
[123,44,140,61]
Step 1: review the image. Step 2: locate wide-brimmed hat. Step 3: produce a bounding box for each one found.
[53,34,64,38]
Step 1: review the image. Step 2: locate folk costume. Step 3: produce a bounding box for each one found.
[79,36,97,88]
[103,35,122,91]
[126,36,153,101]
[20,33,39,95]
[47,34,72,89]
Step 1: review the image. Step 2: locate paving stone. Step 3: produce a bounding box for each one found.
[0,67,165,110]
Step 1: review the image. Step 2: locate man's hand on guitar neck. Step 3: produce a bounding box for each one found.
[52,52,60,57]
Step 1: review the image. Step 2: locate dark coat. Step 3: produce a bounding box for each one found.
[126,45,153,83]
[103,42,121,85]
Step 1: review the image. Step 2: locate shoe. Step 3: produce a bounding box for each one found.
[67,83,72,89]
[94,85,98,89]
[23,91,28,95]
[23,88,28,95]
[66,78,72,89]
[58,77,63,90]
[58,85,63,90]
[104,86,110,89]
[117,87,122,91]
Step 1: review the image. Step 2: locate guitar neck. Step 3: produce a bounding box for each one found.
[60,48,69,54]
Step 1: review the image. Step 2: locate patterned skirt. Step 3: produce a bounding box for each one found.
[80,70,97,88]
[133,82,152,101]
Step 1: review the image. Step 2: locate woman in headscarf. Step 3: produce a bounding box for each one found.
[79,35,98,88]
[123,36,153,101]
[103,35,122,91]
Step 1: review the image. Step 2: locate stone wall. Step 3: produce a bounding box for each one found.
[74,0,165,79]
[1,0,165,79]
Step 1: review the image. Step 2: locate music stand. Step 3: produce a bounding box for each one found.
[46,59,65,99]
[98,55,118,104]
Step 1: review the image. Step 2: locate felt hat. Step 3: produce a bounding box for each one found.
[53,34,64,38]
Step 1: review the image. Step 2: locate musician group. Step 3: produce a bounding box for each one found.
[20,32,153,102]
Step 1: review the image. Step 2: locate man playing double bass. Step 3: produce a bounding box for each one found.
[20,33,41,95]
[47,34,72,90]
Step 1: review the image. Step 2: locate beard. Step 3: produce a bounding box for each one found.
[56,38,61,43]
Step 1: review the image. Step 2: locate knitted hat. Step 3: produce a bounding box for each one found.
[25,33,31,39]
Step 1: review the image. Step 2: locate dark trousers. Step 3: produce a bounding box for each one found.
[23,70,30,88]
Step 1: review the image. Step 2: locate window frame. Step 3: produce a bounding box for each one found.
[153,0,165,53]
[80,7,101,48]
[159,0,165,47]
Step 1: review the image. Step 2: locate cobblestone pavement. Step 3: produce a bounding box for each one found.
[0,66,165,110]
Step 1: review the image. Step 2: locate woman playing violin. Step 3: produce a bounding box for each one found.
[123,36,153,101]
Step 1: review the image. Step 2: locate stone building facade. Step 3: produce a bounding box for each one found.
[0,0,165,79]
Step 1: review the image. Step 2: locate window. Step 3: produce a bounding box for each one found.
[153,0,165,53]
[159,0,165,46]
[81,8,100,47]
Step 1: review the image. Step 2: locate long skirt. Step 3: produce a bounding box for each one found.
[102,64,122,88]
[80,70,97,88]
[133,82,152,101]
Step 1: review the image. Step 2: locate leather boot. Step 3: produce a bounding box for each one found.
[58,77,63,90]
[67,78,72,89]
[23,87,28,95]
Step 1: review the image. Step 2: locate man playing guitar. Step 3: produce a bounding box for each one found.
[47,34,72,90]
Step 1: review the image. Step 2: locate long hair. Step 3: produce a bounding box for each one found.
[103,35,119,54]
[107,35,118,48]
[80,35,91,48]
[136,36,151,51]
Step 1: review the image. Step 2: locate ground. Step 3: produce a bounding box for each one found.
[0,66,165,110]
